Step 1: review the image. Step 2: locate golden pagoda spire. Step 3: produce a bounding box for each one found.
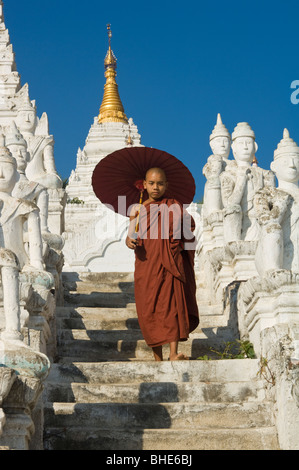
[98,24,128,124]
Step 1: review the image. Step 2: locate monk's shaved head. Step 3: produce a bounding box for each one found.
[145,167,167,181]
[143,167,168,202]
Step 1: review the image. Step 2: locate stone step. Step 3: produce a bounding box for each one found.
[46,359,262,385]
[61,272,232,330]
[44,378,266,404]
[62,272,134,283]
[44,272,279,451]
[56,305,137,317]
[67,282,134,293]
[62,272,134,293]
[63,291,135,308]
[55,306,139,331]
[67,282,135,294]
[55,306,235,338]
[44,401,275,430]
[56,315,140,331]
[57,325,233,341]
[56,323,237,361]
[55,342,172,362]
[56,305,232,334]
[56,306,137,320]
[58,329,144,341]
[43,426,279,450]
[56,337,232,362]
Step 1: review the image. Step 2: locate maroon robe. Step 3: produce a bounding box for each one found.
[134,198,199,348]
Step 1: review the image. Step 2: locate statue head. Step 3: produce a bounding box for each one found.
[5,122,29,174]
[271,129,299,186]
[15,95,37,135]
[203,154,223,179]
[0,134,17,194]
[231,122,258,166]
[209,113,231,159]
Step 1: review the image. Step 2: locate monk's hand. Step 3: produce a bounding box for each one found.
[126,236,137,250]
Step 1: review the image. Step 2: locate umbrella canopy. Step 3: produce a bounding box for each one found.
[92,146,196,216]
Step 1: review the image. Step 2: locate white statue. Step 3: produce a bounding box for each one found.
[203,113,231,215]
[5,121,64,306]
[220,122,275,243]
[5,121,50,234]
[254,129,299,275]
[0,137,45,341]
[15,93,62,190]
[209,113,231,163]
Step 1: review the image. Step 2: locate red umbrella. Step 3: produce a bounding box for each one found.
[92,146,196,216]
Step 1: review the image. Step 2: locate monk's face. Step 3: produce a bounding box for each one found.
[143,169,168,201]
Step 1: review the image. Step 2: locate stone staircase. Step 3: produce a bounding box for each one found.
[42,272,280,450]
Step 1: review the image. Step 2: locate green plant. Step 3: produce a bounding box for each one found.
[67,197,85,205]
[196,354,212,361]
[235,339,256,359]
[198,339,256,360]
[258,357,276,386]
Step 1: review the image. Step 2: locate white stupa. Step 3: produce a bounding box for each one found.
[63,25,142,272]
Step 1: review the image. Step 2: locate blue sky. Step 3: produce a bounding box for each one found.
[4,0,299,201]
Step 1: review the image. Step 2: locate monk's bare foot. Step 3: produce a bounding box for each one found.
[152,346,163,361]
[169,353,189,361]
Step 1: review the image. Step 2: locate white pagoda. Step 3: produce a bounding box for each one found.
[63,25,142,272]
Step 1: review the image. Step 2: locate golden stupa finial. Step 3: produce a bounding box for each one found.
[98,24,128,124]
[104,24,116,69]
[107,23,112,45]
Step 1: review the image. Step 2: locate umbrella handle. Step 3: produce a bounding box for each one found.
[135,190,144,233]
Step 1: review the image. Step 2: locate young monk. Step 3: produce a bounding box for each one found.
[126,167,199,361]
